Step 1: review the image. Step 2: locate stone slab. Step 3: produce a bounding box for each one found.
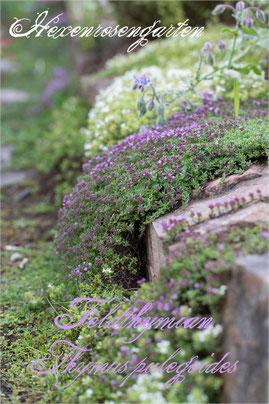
[222,253,269,403]
[1,89,29,105]
[147,165,269,279]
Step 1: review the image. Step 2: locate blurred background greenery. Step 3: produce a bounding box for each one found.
[1,0,267,204]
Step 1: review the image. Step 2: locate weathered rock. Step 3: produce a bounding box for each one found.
[201,164,266,198]
[4,245,23,251]
[13,188,32,203]
[147,164,268,280]
[1,171,28,188]
[0,58,17,74]
[222,253,269,403]
[10,252,23,262]
[1,89,29,105]
[1,145,13,169]
[146,164,269,402]
[1,145,33,188]
[19,257,29,270]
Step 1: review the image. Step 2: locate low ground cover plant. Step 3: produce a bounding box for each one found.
[56,98,268,288]
[2,192,267,403]
[35,96,89,205]
[58,223,268,403]
[85,64,266,157]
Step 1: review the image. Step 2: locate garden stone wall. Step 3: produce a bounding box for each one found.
[146,163,268,280]
[146,163,268,403]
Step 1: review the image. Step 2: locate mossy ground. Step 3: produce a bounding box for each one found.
[1,181,64,402]
[1,6,268,402]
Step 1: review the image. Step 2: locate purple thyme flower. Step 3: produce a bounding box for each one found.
[261,230,268,239]
[40,66,70,106]
[137,277,146,285]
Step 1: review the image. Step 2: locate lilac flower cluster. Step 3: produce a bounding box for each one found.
[66,262,92,281]
[40,67,70,106]
[56,98,268,286]
[208,189,265,217]
[160,188,266,243]
[161,217,188,233]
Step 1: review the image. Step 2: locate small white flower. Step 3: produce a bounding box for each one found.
[102,267,112,274]
[86,388,93,397]
[219,284,227,295]
[213,324,223,337]
[156,340,170,354]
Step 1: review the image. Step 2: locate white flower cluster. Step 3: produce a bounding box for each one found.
[197,324,223,343]
[126,374,168,403]
[85,66,194,157]
[156,339,170,354]
[212,68,266,99]
[85,32,266,157]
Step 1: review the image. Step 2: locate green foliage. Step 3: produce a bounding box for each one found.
[110,0,185,29]
[86,25,266,155]
[93,26,222,79]
[85,66,196,157]
[133,2,269,121]
[57,224,268,403]
[2,16,71,173]
[1,239,127,403]
[1,196,268,404]
[92,24,266,80]
[67,0,104,51]
[35,96,88,205]
[234,77,240,117]
[57,100,269,286]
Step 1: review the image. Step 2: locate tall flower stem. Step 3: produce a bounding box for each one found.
[228,34,237,68]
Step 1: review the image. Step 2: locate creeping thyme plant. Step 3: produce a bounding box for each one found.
[85,65,266,157]
[134,1,268,122]
[56,98,268,287]
[58,224,268,403]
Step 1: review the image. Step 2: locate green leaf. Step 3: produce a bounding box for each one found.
[231,64,262,75]
[241,27,259,36]
[156,103,165,117]
[257,37,269,50]
[256,29,269,50]
[222,28,238,36]
[136,97,147,117]
[234,78,240,118]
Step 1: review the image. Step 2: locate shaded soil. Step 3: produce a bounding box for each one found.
[1,182,57,249]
